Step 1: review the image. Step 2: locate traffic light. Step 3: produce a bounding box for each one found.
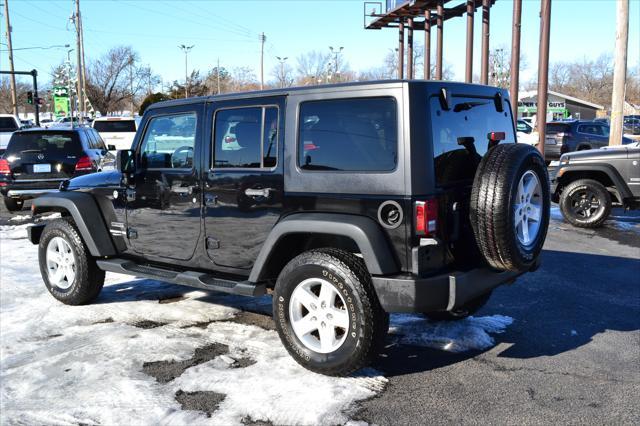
[26,91,33,104]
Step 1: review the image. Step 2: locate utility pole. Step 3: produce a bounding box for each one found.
[536,0,551,156]
[259,33,266,90]
[276,56,288,88]
[129,55,134,115]
[3,0,18,116]
[178,44,194,98]
[480,0,491,85]
[509,0,522,124]
[465,0,474,83]
[609,0,629,147]
[73,0,84,120]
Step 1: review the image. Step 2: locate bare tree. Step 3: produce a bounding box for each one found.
[228,67,260,93]
[270,61,294,88]
[295,50,331,85]
[85,46,158,115]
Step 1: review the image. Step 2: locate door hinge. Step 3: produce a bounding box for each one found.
[206,236,220,250]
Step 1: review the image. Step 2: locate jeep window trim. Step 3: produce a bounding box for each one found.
[210,103,280,172]
[136,111,198,171]
[294,95,400,175]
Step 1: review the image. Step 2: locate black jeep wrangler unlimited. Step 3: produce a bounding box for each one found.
[551,143,640,228]
[28,81,550,375]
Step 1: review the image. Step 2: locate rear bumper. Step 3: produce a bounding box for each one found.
[371,263,535,313]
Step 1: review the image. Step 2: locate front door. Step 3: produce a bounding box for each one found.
[203,98,284,271]
[126,105,203,260]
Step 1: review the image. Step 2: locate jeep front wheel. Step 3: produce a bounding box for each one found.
[559,179,611,228]
[273,248,388,376]
[38,218,105,305]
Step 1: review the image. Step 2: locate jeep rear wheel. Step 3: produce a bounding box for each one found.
[559,179,611,228]
[470,143,550,272]
[273,248,388,376]
[38,217,105,305]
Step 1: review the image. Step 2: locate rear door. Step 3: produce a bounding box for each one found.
[125,104,203,260]
[203,97,285,271]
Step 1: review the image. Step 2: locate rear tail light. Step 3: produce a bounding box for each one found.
[74,155,94,172]
[415,199,438,237]
[224,136,236,144]
[0,159,10,175]
[556,132,572,142]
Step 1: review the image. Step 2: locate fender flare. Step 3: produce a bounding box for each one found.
[248,213,399,283]
[32,192,116,257]
[557,163,633,200]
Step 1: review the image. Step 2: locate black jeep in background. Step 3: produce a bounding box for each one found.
[27,81,550,376]
[0,127,114,211]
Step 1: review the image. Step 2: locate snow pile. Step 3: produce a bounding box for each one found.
[390,314,513,352]
[1,222,512,425]
[0,223,385,425]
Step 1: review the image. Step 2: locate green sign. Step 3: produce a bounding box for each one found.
[52,86,70,118]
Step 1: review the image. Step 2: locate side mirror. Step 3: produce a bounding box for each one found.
[116,150,135,186]
[107,144,116,151]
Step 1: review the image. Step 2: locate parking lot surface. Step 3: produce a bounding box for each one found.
[1,202,638,425]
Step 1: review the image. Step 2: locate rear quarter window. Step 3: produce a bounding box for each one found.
[298,97,397,172]
[546,123,570,134]
[430,95,515,186]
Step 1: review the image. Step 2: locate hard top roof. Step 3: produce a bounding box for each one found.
[147,80,509,111]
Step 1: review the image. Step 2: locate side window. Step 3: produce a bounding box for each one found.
[298,97,397,171]
[140,113,197,169]
[213,106,278,169]
[92,129,107,149]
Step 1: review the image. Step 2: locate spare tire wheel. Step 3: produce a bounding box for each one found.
[470,143,550,272]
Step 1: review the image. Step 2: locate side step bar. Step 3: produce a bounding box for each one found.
[96,258,266,297]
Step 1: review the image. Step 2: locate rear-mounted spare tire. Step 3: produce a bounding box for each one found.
[470,143,550,272]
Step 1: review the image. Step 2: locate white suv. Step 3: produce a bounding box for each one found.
[92,117,138,151]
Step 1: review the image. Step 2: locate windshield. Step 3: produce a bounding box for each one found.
[93,120,136,133]
[5,132,82,156]
[0,117,19,132]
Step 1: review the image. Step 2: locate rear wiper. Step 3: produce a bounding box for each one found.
[453,101,489,112]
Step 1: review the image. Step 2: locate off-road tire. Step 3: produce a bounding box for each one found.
[273,248,388,376]
[3,197,24,212]
[423,291,492,321]
[559,179,611,228]
[38,217,105,305]
[470,143,550,272]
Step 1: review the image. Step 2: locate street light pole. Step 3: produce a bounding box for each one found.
[329,46,343,82]
[3,0,18,116]
[178,44,194,98]
[276,56,288,88]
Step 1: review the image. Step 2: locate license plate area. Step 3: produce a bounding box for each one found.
[545,137,557,145]
[33,164,52,173]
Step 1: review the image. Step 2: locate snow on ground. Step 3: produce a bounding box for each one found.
[1,222,512,425]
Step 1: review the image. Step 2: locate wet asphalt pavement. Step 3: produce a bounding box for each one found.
[1,201,638,424]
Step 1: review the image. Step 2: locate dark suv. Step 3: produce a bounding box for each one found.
[0,127,114,211]
[544,120,634,161]
[27,81,550,376]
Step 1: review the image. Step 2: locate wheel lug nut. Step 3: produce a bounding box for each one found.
[311,316,317,322]
[321,321,326,328]
[310,303,317,310]
[321,301,326,308]
[326,313,333,320]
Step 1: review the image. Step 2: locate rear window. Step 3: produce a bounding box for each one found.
[93,120,136,133]
[430,95,515,186]
[5,132,82,156]
[546,123,570,134]
[298,97,397,171]
[0,117,19,132]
